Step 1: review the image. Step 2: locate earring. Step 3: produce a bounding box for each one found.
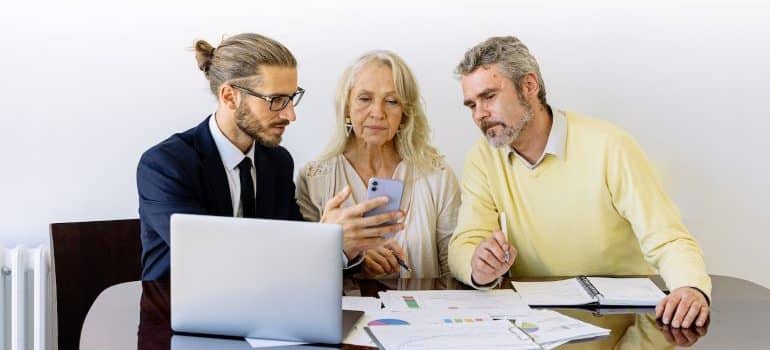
[345,117,353,136]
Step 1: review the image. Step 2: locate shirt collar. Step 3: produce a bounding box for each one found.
[209,112,255,170]
[507,108,567,168]
[544,109,567,158]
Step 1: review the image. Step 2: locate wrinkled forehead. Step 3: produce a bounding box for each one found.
[351,62,396,94]
[461,64,508,99]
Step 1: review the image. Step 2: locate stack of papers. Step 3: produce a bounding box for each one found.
[338,289,610,350]
[378,289,531,318]
[366,319,540,350]
[344,309,493,347]
[363,309,610,350]
[513,310,611,348]
[342,296,382,313]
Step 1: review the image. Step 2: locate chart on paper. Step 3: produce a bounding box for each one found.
[366,320,540,350]
[343,310,492,347]
[378,290,531,317]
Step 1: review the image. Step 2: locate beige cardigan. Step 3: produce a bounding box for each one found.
[296,155,460,278]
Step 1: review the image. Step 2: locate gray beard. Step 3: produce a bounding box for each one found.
[483,105,533,148]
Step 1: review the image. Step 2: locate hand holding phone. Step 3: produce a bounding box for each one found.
[363,177,404,228]
[320,185,405,260]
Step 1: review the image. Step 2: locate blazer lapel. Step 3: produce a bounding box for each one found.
[194,115,233,217]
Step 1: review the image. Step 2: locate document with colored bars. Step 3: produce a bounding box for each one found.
[365,309,610,350]
[362,290,609,349]
[377,289,531,319]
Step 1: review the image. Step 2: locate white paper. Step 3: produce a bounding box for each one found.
[512,309,610,345]
[245,338,308,348]
[365,319,540,350]
[588,277,665,306]
[377,289,531,318]
[342,296,382,313]
[343,309,492,347]
[343,320,379,347]
[541,339,570,350]
[511,279,596,306]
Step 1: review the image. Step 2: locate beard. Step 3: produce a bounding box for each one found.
[480,99,534,148]
[234,102,289,148]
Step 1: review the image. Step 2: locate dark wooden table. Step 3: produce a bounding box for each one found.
[80,275,770,349]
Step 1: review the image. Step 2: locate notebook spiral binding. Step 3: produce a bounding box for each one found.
[577,276,602,299]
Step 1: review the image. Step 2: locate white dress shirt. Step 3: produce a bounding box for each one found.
[209,114,360,268]
[507,109,568,170]
[209,113,257,217]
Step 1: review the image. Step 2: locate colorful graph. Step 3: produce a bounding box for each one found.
[368,318,410,326]
[443,318,486,324]
[402,296,420,309]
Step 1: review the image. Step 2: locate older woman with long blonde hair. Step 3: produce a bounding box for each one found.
[296,51,460,278]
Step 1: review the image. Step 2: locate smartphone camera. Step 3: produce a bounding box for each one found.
[372,186,378,191]
[372,181,379,186]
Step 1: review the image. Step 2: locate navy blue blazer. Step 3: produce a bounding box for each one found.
[137,116,303,280]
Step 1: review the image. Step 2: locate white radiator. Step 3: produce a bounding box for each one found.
[1,245,54,350]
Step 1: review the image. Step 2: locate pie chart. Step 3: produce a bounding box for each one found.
[367,318,410,326]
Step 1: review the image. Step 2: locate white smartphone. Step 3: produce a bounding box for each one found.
[363,177,404,227]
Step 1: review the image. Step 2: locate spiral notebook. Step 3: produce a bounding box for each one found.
[511,277,666,307]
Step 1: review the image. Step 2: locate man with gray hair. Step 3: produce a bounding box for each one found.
[448,36,711,329]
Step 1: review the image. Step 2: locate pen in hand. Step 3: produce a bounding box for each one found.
[501,212,510,263]
[390,248,410,271]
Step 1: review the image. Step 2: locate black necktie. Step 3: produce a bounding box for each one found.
[237,157,256,218]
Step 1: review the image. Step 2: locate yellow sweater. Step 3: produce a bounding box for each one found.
[448,112,711,298]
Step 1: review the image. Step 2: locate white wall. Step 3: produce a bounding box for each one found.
[1,0,768,288]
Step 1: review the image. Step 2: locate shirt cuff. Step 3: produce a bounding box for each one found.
[342,251,364,269]
[470,275,503,290]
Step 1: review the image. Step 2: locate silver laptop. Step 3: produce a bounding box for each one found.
[171,334,340,350]
[170,213,359,344]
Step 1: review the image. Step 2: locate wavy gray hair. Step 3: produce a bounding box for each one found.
[456,36,547,107]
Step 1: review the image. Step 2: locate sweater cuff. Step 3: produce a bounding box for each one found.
[687,286,711,305]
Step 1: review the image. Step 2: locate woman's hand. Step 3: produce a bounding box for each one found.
[321,186,404,259]
[362,241,406,277]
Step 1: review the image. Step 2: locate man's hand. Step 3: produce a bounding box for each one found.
[655,287,710,328]
[657,321,709,347]
[470,230,516,286]
[362,241,406,277]
[321,186,404,259]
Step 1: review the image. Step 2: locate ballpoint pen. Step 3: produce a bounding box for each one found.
[501,212,510,263]
[391,249,410,271]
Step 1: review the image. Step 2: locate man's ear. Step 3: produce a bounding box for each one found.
[219,84,239,111]
[520,73,540,100]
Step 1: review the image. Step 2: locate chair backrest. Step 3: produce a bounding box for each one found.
[50,219,142,350]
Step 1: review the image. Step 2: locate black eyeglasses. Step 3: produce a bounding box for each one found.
[231,84,305,112]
